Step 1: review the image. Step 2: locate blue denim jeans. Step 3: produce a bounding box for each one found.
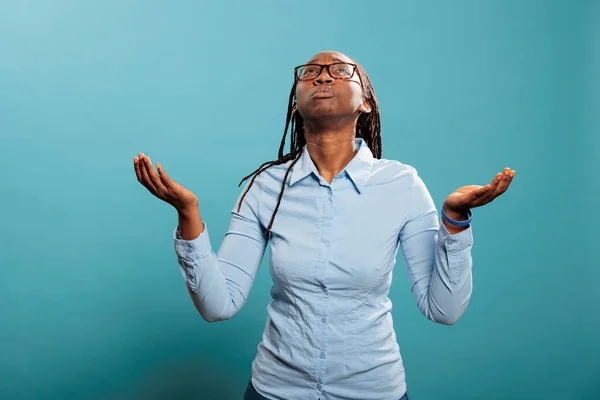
[243,379,410,400]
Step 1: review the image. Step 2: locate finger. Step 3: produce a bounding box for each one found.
[472,173,501,204]
[472,184,492,197]
[134,156,143,183]
[156,162,172,187]
[489,172,503,189]
[493,168,514,195]
[485,168,515,202]
[139,155,158,193]
[145,157,169,193]
[135,154,153,192]
[472,171,505,206]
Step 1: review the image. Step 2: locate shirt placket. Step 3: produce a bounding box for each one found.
[313,179,333,397]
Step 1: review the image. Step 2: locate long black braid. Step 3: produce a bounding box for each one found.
[237,63,382,237]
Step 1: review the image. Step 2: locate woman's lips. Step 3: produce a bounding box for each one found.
[311,87,335,99]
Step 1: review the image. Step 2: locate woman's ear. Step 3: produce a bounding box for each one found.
[359,100,372,114]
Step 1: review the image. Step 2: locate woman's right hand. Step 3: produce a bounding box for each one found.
[134,153,198,212]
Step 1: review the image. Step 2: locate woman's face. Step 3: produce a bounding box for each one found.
[294,51,369,122]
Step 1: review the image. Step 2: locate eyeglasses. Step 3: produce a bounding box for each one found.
[294,62,358,81]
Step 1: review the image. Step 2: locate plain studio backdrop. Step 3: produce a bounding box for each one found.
[0,1,598,399]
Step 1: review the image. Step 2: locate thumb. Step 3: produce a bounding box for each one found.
[156,163,172,186]
[454,185,483,194]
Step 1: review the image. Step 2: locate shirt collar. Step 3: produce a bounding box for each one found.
[288,137,374,193]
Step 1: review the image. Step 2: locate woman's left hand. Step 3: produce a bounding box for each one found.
[443,167,515,220]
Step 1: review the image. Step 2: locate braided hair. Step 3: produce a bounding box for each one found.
[237,62,382,237]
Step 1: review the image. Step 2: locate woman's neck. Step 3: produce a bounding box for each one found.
[303,121,357,184]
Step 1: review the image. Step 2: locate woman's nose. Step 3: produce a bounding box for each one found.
[315,67,334,84]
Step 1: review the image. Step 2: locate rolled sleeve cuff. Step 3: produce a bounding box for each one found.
[438,221,473,252]
[173,222,212,259]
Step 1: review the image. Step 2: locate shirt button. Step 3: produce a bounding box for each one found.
[321,317,326,323]
[316,383,322,390]
[320,351,325,358]
[186,248,193,253]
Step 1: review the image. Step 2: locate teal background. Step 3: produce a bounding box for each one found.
[1,1,598,399]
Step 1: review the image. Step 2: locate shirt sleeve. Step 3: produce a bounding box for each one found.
[398,171,474,325]
[173,176,268,322]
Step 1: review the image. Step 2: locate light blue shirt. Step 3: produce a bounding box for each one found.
[173,138,473,400]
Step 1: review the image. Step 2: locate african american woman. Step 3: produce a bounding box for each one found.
[133,51,515,400]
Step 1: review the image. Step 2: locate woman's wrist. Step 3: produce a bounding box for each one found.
[442,206,469,222]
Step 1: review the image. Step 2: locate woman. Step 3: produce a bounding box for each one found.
[133,51,514,400]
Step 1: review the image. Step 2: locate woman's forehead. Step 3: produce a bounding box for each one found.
[305,51,354,65]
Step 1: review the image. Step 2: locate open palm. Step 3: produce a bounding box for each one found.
[444,167,515,213]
